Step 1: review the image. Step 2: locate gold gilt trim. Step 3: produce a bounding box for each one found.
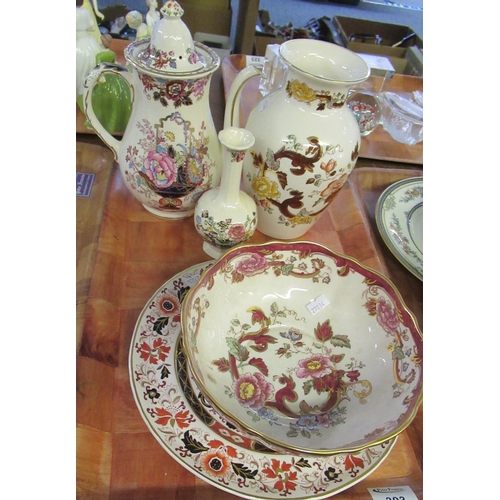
[181,240,423,456]
[286,79,347,110]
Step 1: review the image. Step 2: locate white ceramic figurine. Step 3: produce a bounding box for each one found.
[126,10,149,40]
[146,0,160,35]
[76,7,104,100]
[81,0,104,43]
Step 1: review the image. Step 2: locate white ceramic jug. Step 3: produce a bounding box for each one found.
[83,1,221,219]
[225,39,370,239]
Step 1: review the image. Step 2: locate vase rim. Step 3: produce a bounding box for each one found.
[218,126,255,151]
[279,39,370,84]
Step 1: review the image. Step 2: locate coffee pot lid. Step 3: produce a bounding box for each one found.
[134,1,207,74]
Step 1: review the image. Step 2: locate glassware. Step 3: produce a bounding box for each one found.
[380,91,423,145]
[347,90,382,136]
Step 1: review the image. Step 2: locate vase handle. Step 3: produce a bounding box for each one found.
[224,64,261,130]
[82,62,134,159]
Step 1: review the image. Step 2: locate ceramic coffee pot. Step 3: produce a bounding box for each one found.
[225,39,370,239]
[83,1,222,219]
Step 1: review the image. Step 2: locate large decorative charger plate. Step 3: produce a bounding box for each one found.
[375,177,423,281]
[129,263,396,499]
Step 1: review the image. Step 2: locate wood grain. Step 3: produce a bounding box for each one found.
[76,140,115,352]
[76,158,423,499]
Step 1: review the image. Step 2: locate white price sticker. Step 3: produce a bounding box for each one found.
[306,295,330,316]
[245,55,265,68]
[368,486,418,500]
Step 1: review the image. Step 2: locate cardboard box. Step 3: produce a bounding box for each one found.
[333,16,423,50]
[254,34,285,56]
[346,41,422,76]
[332,16,423,77]
[356,52,395,78]
[180,0,232,38]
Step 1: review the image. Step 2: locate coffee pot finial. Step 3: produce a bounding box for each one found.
[142,0,206,73]
[160,0,184,17]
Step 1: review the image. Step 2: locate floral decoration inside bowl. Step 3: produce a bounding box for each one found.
[181,242,423,455]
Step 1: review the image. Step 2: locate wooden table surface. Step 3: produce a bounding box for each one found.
[76,42,423,500]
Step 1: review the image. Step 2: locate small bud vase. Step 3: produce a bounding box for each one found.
[194,127,257,259]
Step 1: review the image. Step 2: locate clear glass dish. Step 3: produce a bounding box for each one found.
[380,91,423,146]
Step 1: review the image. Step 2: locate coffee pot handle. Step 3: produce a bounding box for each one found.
[223,64,261,130]
[82,63,134,159]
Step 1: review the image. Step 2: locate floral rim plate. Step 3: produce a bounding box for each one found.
[129,262,396,499]
[375,177,423,281]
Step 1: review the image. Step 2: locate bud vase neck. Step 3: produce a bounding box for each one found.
[217,127,255,205]
[194,127,258,259]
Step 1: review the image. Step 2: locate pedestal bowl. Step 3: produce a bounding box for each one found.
[181,241,423,455]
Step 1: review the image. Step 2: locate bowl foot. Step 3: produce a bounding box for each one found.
[142,204,193,219]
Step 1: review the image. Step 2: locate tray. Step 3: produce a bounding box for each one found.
[76,153,423,498]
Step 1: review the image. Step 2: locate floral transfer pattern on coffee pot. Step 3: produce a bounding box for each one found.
[83,1,222,218]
